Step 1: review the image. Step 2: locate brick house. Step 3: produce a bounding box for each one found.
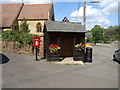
[17,4,55,56]
[2,3,55,56]
[1,3,23,31]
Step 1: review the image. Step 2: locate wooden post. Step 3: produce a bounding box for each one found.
[83,0,86,30]
[73,33,76,56]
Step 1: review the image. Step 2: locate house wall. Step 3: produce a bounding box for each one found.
[18,20,45,35]
[3,28,12,31]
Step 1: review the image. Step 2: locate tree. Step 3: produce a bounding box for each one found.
[118,25,120,41]
[105,25,118,41]
[91,25,105,44]
[19,18,30,33]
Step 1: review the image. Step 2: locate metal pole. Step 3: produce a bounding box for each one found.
[36,47,38,61]
[83,0,86,30]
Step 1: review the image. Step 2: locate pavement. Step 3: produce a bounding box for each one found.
[1,46,119,88]
[52,57,85,65]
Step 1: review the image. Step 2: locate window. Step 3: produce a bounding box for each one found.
[36,22,42,32]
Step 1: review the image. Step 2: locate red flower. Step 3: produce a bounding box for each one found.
[49,43,61,53]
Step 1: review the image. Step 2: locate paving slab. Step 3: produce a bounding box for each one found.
[52,57,85,65]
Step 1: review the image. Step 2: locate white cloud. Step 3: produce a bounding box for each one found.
[70,5,111,30]
[70,0,119,30]
[71,5,104,19]
[97,0,119,15]
[98,0,115,7]
[102,1,118,15]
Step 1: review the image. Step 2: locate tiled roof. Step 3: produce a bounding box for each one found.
[45,21,87,33]
[1,3,23,27]
[18,4,51,20]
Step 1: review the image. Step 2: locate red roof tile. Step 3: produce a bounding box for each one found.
[1,3,23,27]
[18,4,52,20]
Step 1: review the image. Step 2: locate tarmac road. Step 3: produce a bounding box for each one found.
[2,46,119,88]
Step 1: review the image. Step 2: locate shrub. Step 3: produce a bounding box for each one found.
[19,18,30,33]
[2,30,38,46]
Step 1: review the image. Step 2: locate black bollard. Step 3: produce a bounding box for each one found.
[85,47,92,63]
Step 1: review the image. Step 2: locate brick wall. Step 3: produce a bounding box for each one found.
[2,41,44,56]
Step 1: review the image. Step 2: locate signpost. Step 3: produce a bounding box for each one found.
[33,36,40,61]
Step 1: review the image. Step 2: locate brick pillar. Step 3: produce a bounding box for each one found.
[39,37,44,56]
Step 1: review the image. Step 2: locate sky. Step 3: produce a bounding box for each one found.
[1,0,119,30]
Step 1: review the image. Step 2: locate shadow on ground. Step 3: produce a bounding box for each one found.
[0,53,10,64]
[113,59,120,64]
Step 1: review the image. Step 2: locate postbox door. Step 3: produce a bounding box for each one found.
[33,36,40,47]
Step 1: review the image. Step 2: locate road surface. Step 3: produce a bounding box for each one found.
[2,46,118,88]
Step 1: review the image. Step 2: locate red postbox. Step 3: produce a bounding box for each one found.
[33,36,40,47]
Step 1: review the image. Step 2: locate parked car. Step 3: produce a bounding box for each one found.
[113,48,120,62]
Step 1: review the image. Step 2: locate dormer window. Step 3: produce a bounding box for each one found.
[62,17,70,22]
[36,22,42,32]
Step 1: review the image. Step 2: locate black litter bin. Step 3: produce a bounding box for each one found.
[85,47,93,62]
